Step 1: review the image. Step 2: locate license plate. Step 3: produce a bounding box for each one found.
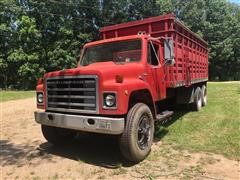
[98,121,111,130]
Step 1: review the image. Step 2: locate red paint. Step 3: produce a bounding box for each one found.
[36,14,208,116]
[100,13,208,88]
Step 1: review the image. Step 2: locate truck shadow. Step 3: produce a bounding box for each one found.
[38,109,189,168]
[38,134,133,168]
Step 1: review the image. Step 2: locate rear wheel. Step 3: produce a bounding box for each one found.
[41,125,76,145]
[119,103,154,162]
[201,85,207,106]
[193,87,202,111]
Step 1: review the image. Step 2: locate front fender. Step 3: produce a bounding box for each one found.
[100,78,153,115]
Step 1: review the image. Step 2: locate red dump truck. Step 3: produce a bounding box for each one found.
[35,14,208,162]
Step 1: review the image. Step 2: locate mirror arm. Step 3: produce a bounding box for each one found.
[149,36,173,41]
[164,58,175,65]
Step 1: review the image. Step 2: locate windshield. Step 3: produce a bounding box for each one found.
[80,40,141,66]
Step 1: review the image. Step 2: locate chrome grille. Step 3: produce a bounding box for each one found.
[46,76,98,114]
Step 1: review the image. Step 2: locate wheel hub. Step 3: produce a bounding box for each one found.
[137,114,151,150]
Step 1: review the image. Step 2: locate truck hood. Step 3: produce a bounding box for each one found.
[44,61,145,82]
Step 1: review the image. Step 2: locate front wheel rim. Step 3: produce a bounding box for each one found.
[137,114,151,150]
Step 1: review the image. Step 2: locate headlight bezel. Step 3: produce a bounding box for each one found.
[103,92,117,109]
[37,92,44,104]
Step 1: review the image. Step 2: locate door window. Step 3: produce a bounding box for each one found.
[148,42,159,66]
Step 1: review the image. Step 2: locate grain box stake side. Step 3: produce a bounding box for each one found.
[35,13,208,162]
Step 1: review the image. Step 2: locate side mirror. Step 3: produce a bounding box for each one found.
[164,39,175,65]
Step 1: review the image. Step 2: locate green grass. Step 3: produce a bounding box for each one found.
[158,82,240,160]
[0,91,35,102]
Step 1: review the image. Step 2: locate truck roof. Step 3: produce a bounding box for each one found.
[84,35,143,48]
[100,13,207,46]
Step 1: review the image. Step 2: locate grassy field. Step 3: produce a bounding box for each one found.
[0,91,35,102]
[157,82,240,160]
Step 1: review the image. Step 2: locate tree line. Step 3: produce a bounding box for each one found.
[0,0,239,89]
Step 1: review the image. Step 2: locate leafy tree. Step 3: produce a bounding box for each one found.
[7,15,43,89]
[0,0,24,88]
[170,0,240,80]
[0,0,239,89]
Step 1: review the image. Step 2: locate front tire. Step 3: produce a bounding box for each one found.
[119,103,154,162]
[41,125,76,145]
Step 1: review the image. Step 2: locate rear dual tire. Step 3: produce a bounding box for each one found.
[201,85,207,106]
[193,85,207,111]
[193,87,202,111]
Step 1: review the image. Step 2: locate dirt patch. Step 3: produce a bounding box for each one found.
[1,98,239,179]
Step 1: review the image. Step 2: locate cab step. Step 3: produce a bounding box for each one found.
[156,110,174,124]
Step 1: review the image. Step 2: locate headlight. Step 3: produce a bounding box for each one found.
[37,92,43,103]
[103,93,116,108]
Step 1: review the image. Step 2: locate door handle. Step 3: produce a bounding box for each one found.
[139,73,148,80]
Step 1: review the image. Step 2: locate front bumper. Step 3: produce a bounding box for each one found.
[34,111,124,135]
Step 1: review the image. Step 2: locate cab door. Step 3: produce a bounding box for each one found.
[146,40,166,101]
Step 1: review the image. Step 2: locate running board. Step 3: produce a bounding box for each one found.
[156,110,174,123]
